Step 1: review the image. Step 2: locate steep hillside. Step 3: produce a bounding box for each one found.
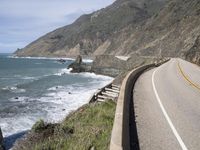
[115,0,200,58]
[15,0,167,57]
[15,0,200,65]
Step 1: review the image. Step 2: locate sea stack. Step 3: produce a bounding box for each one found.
[0,128,4,150]
[68,55,92,73]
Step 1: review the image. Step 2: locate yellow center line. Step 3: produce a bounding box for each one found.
[177,61,200,91]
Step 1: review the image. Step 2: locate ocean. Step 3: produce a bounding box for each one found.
[0,54,113,138]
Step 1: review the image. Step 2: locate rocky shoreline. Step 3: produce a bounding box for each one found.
[68,55,165,84]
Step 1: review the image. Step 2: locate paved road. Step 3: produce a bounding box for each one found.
[133,58,200,150]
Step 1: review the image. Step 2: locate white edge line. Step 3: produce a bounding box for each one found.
[152,67,188,150]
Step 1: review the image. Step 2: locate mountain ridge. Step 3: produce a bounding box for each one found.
[15,0,200,65]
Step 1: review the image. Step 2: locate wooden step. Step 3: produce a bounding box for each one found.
[98,95,115,100]
[102,91,119,95]
[101,92,118,98]
[112,84,120,88]
[105,88,120,93]
[112,87,120,91]
[97,98,106,102]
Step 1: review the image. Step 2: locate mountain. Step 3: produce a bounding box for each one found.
[14,0,167,57]
[15,0,200,65]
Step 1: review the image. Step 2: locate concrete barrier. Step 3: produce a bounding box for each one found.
[110,59,170,150]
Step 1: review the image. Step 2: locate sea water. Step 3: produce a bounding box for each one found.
[0,54,113,138]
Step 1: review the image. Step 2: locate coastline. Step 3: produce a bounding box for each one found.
[12,100,116,150]
[0,55,114,150]
[3,77,114,150]
[3,54,165,149]
[8,80,115,150]
[8,55,93,63]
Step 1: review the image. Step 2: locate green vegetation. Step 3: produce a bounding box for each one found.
[32,119,46,132]
[27,100,116,150]
[34,100,116,150]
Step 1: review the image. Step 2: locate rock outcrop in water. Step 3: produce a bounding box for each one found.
[68,55,125,76]
[68,55,92,73]
[0,128,4,150]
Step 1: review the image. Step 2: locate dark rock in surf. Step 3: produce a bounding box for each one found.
[68,55,92,73]
[0,128,4,150]
[57,59,66,64]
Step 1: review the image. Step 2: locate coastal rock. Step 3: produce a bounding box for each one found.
[68,55,127,76]
[0,128,4,150]
[75,55,82,64]
[68,55,92,73]
[91,55,127,77]
[68,54,159,77]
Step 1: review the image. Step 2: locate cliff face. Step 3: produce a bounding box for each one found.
[15,0,200,64]
[185,36,200,65]
[122,0,200,58]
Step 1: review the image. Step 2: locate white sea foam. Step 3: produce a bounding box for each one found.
[47,86,65,91]
[9,55,93,63]
[14,75,36,80]
[43,76,113,123]
[43,87,97,122]
[9,97,29,102]
[14,75,21,78]
[0,117,36,137]
[80,72,113,80]
[2,86,26,93]
[9,56,75,61]
[54,68,72,76]
[22,76,36,80]
[0,72,113,138]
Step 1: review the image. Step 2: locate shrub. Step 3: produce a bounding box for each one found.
[32,119,46,132]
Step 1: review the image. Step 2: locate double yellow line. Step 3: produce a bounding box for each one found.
[177,61,200,91]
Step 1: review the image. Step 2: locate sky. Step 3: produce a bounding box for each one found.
[0,0,115,53]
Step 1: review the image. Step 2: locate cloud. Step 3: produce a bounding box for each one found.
[0,0,115,53]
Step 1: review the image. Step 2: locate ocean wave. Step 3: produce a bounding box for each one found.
[0,70,113,138]
[79,72,113,80]
[40,87,98,122]
[9,96,29,102]
[0,117,36,137]
[14,75,36,80]
[22,76,36,80]
[9,55,93,63]
[54,68,72,76]
[9,56,75,61]
[1,86,26,93]
[47,86,65,91]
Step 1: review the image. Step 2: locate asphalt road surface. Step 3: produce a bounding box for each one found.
[133,58,200,150]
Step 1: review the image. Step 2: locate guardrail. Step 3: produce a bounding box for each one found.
[110,58,170,150]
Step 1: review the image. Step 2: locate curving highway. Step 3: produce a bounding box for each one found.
[133,58,200,150]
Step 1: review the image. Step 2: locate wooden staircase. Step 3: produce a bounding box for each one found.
[89,83,120,103]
